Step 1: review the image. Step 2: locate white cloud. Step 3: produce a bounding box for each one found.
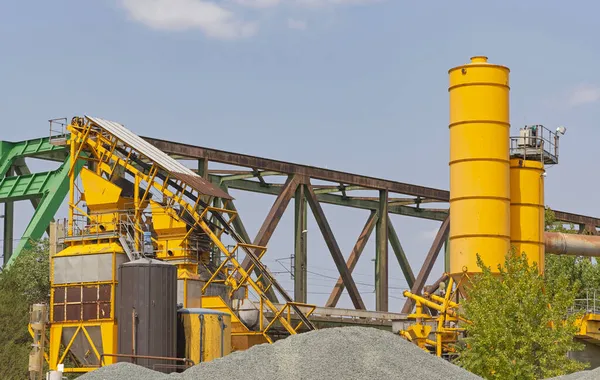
[295,0,382,7]
[120,0,257,39]
[567,84,600,107]
[234,0,381,7]
[118,0,385,39]
[287,18,307,30]
[234,0,281,8]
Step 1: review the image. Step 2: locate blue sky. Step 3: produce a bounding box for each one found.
[2,0,600,311]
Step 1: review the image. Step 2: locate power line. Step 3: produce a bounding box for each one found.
[262,257,411,284]
[305,269,408,290]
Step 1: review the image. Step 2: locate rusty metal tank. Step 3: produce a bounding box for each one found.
[116,258,177,372]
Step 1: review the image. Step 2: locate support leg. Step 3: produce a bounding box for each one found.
[375,190,388,312]
[3,189,14,265]
[294,185,307,303]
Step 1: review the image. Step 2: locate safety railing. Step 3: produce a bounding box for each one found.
[49,118,69,146]
[61,210,151,261]
[509,124,563,165]
[569,289,600,315]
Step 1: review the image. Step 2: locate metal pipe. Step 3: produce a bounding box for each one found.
[100,353,194,367]
[544,232,600,257]
[403,290,470,324]
[219,315,225,358]
[131,308,137,361]
[199,314,204,363]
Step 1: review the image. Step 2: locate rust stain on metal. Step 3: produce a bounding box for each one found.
[142,137,450,201]
[87,116,231,200]
[53,305,65,322]
[545,232,600,257]
[139,138,600,229]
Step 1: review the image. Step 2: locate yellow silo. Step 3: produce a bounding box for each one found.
[510,158,545,273]
[448,56,511,280]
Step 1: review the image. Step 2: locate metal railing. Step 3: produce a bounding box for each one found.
[62,211,147,260]
[570,289,600,315]
[509,124,561,165]
[63,207,215,262]
[99,353,194,368]
[49,118,69,145]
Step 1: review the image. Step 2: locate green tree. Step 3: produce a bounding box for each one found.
[0,240,50,380]
[456,251,586,380]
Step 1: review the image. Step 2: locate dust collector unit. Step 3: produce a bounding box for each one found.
[117,258,177,372]
[448,56,511,280]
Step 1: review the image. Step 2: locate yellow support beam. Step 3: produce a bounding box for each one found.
[67,119,314,342]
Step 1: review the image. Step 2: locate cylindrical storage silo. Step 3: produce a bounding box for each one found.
[449,56,511,280]
[117,258,177,373]
[510,158,545,273]
[177,308,232,364]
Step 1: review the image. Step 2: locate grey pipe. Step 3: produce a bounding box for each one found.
[545,232,600,257]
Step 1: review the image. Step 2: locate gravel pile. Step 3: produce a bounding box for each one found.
[80,327,600,380]
[81,326,481,380]
[78,362,166,380]
[171,326,481,380]
[546,367,600,379]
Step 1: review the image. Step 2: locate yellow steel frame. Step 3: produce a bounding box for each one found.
[49,321,117,373]
[258,301,316,343]
[48,242,122,372]
[66,118,315,344]
[400,275,469,357]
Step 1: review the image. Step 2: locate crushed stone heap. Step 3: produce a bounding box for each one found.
[80,326,482,380]
[547,367,600,380]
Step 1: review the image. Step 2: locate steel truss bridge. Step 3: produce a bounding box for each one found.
[1,132,599,319]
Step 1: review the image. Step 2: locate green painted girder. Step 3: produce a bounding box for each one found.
[216,176,448,221]
[0,137,67,177]
[0,171,56,202]
[4,156,85,267]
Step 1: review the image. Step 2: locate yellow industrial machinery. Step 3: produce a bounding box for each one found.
[201,295,269,350]
[509,123,561,272]
[178,308,232,364]
[401,56,566,358]
[510,158,545,272]
[448,56,511,281]
[41,115,315,374]
[400,276,469,357]
[48,168,132,372]
[149,199,206,308]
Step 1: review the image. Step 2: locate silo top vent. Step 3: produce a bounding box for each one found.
[470,56,488,63]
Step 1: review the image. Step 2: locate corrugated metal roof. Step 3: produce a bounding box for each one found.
[86,116,232,200]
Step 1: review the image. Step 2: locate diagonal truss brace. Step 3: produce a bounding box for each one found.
[304,183,366,310]
[69,120,315,341]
